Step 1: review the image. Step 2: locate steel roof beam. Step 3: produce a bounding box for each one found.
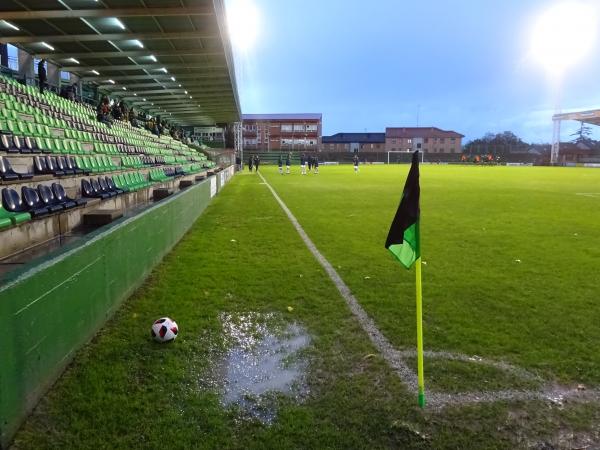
[0,31,218,44]
[98,82,230,89]
[61,63,226,71]
[0,7,212,20]
[35,49,222,59]
[82,73,226,81]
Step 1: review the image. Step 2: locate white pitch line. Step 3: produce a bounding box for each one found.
[257,172,600,408]
[257,171,419,391]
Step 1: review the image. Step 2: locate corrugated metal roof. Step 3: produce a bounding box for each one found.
[322,132,385,144]
[386,127,464,139]
[0,0,240,126]
[242,113,322,121]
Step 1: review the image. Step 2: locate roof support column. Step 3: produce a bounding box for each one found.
[17,48,34,81]
[551,118,561,165]
[47,62,60,92]
[0,44,8,69]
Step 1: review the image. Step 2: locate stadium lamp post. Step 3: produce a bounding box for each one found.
[529,1,598,164]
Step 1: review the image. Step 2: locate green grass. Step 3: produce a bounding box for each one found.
[262,165,600,385]
[13,166,600,449]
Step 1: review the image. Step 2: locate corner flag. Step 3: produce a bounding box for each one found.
[385,151,420,268]
[384,151,426,408]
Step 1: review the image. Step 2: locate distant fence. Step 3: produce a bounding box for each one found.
[242,150,546,165]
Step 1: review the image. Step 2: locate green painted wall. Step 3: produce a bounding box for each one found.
[0,175,224,448]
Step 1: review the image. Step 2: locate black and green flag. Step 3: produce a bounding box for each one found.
[385,151,420,269]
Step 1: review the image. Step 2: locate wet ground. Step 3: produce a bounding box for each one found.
[204,312,311,424]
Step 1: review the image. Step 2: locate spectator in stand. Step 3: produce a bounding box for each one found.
[37,59,47,95]
[248,155,253,172]
[129,108,138,128]
[66,83,76,102]
[119,101,128,121]
[111,101,122,121]
[96,96,112,127]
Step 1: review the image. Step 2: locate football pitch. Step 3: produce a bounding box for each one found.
[14,165,600,449]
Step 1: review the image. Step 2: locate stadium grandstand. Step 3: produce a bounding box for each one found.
[0,1,239,446]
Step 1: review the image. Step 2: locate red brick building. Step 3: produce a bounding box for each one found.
[242,113,322,151]
[385,127,464,154]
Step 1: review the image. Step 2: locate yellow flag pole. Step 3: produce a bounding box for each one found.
[415,256,425,408]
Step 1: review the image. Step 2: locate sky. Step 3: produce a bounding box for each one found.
[227,0,600,143]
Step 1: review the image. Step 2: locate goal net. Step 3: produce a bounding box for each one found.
[387,151,424,164]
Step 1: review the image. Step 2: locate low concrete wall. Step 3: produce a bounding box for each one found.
[0,166,235,448]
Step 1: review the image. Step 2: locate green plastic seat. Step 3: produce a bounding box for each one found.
[52,139,64,154]
[0,205,31,228]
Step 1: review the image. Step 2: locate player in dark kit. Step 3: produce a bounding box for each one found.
[353,155,359,173]
[286,153,291,174]
[278,155,283,174]
[248,156,253,172]
[307,155,313,172]
[300,153,306,175]
[254,155,260,172]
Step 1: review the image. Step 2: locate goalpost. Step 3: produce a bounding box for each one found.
[387,151,424,164]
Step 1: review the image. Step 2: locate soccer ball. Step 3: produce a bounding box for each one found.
[151,317,179,342]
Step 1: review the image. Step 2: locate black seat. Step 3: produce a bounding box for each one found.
[21,186,51,217]
[2,188,29,213]
[56,156,75,175]
[11,135,29,154]
[45,156,65,176]
[98,177,117,197]
[0,134,19,154]
[33,155,50,175]
[105,176,124,195]
[82,179,109,199]
[1,157,34,181]
[52,183,86,207]
[23,136,40,154]
[37,184,65,213]
[67,156,83,175]
[92,178,112,199]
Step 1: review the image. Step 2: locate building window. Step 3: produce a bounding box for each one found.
[60,71,70,81]
[281,124,293,132]
[417,143,422,149]
[440,138,445,143]
[392,139,397,144]
[306,124,318,132]
[293,124,305,132]
[407,139,412,144]
[451,137,456,142]
[6,44,18,71]
[424,138,429,143]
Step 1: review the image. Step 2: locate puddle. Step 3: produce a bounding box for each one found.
[207,312,311,424]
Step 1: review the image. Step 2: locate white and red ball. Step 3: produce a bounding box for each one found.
[151,317,179,342]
